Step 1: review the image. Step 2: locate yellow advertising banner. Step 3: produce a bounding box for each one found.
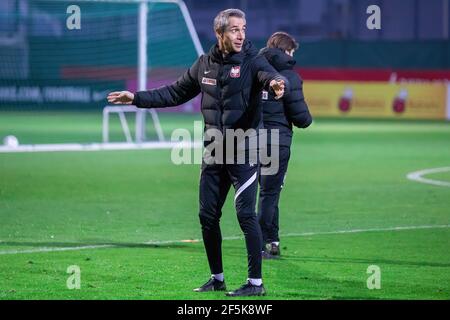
[303,81,448,120]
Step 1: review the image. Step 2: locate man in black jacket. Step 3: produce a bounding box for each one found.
[257,32,312,259]
[107,9,287,297]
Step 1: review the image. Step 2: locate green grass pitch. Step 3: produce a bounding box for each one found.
[0,112,449,299]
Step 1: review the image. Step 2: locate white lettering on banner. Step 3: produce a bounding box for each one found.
[0,86,93,103]
[0,87,17,101]
[43,87,90,102]
[17,87,42,102]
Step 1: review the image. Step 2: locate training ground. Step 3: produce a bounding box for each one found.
[0,112,449,300]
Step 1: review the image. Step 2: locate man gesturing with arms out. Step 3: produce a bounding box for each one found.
[108,9,286,297]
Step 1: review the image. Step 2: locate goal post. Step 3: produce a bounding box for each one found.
[104,0,204,143]
[136,0,203,142]
[0,0,204,145]
[102,105,165,143]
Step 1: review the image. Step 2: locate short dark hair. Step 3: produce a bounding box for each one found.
[266,32,299,52]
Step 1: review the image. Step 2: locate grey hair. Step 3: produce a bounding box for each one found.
[214,9,246,35]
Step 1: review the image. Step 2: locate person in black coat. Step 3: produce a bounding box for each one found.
[107,9,288,297]
[257,32,312,259]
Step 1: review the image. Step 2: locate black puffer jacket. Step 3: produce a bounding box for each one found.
[132,40,287,146]
[258,47,312,146]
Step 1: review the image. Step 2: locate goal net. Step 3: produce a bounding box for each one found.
[0,0,203,146]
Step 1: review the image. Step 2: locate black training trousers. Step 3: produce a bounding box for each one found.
[258,145,291,246]
[199,162,263,279]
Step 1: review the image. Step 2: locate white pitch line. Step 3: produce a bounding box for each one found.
[407,167,450,187]
[0,245,114,255]
[282,224,450,237]
[0,141,202,153]
[0,224,449,255]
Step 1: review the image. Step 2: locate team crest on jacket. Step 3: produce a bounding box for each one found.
[230,66,240,78]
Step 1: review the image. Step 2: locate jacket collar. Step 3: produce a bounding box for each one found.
[208,39,257,64]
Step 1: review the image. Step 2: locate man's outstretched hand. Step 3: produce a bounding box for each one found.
[107,91,135,105]
[269,79,285,100]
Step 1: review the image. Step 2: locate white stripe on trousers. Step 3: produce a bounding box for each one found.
[234,172,258,203]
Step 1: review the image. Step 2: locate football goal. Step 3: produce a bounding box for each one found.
[0,0,203,150]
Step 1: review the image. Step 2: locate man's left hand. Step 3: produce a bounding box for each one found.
[270,79,285,100]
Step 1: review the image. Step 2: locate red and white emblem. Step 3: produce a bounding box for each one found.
[230,66,240,78]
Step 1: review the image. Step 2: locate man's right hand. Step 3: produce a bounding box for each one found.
[269,79,285,100]
[107,91,135,105]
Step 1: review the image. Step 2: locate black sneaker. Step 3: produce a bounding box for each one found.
[269,243,280,256]
[193,277,226,292]
[225,281,266,297]
[262,243,280,259]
